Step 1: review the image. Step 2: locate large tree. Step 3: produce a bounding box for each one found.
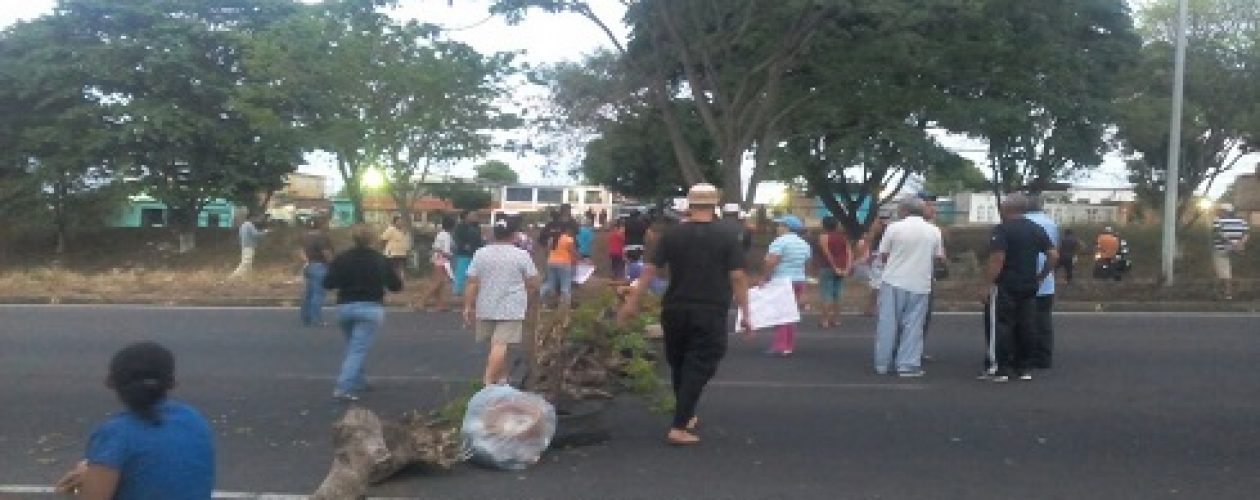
[936,0,1140,196]
[475,160,520,185]
[494,0,830,204]
[1115,0,1260,225]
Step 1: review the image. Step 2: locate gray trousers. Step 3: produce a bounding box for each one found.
[874,284,930,373]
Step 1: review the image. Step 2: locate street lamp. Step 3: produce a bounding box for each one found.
[1161,0,1189,286]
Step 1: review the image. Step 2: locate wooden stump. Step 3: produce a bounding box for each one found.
[311,407,461,499]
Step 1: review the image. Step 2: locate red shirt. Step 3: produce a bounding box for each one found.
[607,228,626,255]
[817,230,851,269]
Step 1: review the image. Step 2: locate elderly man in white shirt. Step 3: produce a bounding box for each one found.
[874,197,945,377]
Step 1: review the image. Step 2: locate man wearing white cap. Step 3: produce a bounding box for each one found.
[620,183,752,446]
[1211,203,1250,300]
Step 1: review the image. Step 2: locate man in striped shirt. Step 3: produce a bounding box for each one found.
[1212,204,1250,300]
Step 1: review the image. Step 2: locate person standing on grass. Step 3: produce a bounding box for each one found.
[979,194,1057,383]
[323,224,403,401]
[300,217,335,327]
[417,216,455,312]
[618,183,751,446]
[607,219,626,279]
[541,225,578,310]
[1057,228,1082,284]
[452,210,484,296]
[55,342,214,499]
[873,197,945,378]
[463,220,540,385]
[380,215,413,277]
[228,214,267,280]
[1023,194,1059,370]
[1211,203,1250,300]
[762,214,812,356]
[816,216,853,329]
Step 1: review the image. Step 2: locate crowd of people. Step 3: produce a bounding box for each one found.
[55,186,1250,497]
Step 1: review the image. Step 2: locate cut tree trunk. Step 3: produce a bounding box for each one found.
[311,407,461,499]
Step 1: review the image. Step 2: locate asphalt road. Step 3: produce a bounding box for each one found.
[1,305,1258,499]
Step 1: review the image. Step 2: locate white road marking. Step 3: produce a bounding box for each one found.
[0,485,411,499]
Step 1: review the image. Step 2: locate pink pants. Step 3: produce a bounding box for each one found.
[770,282,805,353]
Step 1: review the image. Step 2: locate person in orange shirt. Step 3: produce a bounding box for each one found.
[1094,227,1122,281]
[541,226,578,309]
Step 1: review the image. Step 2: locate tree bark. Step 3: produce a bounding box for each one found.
[311,407,461,499]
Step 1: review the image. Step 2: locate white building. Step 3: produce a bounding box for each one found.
[498,185,617,221]
[952,187,1133,226]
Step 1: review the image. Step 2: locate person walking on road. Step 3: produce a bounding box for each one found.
[417,216,455,312]
[816,216,852,329]
[228,214,267,280]
[56,342,214,499]
[541,225,578,310]
[873,198,945,377]
[980,195,1057,383]
[452,210,484,296]
[762,214,812,356]
[1023,194,1059,370]
[323,225,403,401]
[1057,229,1082,284]
[380,216,413,277]
[463,220,540,385]
[1211,204,1250,300]
[300,217,334,327]
[618,183,752,446]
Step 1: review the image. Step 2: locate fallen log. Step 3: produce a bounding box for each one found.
[311,407,461,499]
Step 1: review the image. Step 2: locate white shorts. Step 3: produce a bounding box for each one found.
[1212,251,1232,280]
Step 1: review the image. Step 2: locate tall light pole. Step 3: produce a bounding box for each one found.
[1161,0,1189,286]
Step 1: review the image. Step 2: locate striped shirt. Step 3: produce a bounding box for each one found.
[1213,217,1249,252]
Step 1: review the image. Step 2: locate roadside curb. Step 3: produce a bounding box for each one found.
[2,296,1258,313]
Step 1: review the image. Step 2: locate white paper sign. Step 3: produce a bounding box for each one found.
[573,263,597,284]
[737,279,800,331]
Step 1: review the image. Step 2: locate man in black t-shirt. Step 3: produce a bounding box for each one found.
[619,184,751,446]
[980,194,1058,382]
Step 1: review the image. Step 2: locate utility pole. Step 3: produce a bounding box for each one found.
[1161,0,1189,286]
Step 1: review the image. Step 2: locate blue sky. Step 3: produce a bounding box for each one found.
[1,0,1250,196]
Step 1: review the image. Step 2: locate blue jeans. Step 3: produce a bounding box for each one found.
[541,263,573,299]
[301,263,328,326]
[453,255,473,295]
[335,302,385,395]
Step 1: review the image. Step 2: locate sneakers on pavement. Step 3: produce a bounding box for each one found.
[1018,373,1033,381]
[332,392,360,402]
[897,370,926,378]
[977,373,1009,383]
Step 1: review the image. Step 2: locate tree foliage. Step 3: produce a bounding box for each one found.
[1115,0,1260,225]
[475,160,520,185]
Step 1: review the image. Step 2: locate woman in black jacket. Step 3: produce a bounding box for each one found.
[323,224,403,401]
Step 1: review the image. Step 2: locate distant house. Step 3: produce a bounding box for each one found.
[498,185,617,221]
[111,195,235,228]
[1230,164,1260,226]
[951,187,1135,226]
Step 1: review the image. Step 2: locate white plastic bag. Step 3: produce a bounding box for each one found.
[460,384,557,470]
[737,278,801,330]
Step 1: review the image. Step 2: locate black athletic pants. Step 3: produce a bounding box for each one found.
[660,307,729,429]
[983,287,1036,376]
[1030,295,1054,369]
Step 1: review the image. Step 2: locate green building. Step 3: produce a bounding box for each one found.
[111,195,236,228]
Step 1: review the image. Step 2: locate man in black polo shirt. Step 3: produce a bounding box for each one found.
[619,184,752,446]
[980,194,1058,383]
